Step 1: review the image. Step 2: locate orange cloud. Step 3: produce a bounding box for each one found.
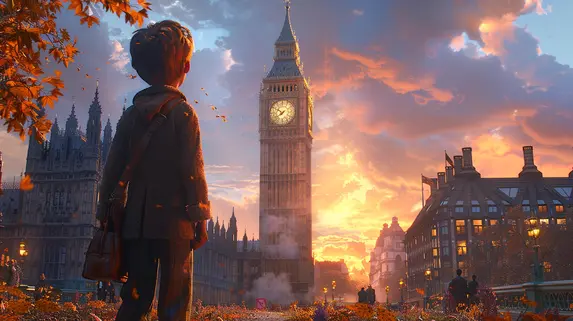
[329,48,454,103]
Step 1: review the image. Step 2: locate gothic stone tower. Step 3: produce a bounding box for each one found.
[18,83,102,292]
[259,1,314,301]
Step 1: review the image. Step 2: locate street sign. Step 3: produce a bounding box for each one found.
[256,298,267,310]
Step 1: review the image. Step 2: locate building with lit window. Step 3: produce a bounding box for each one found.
[405,146,573,303]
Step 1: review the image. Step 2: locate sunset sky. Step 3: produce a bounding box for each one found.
[1,0,573,280]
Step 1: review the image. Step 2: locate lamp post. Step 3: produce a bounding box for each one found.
[19,241,28,285]
[323,287,328,305]
[385,285,390,306]
[526,216,543,284]
[526,214,543,312]
[399,278,405,306]
[331,280,336,302]
[424,268,432,310]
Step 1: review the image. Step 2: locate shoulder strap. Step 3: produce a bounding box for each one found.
[110,97,184,199]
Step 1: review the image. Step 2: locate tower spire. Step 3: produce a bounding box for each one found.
[276,0,296,44]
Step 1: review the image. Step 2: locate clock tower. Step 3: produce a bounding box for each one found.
[259,1,314,301]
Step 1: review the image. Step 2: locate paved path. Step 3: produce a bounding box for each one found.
[248,311,287,320]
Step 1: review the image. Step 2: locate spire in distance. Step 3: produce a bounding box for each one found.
[276,0,296,44]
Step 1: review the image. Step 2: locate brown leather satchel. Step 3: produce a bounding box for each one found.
[82,97,183,283]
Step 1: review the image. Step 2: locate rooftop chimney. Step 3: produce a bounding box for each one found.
[569,168,573,179]
[461,147,475,170]
[437,172,446,189]
[430,178,438,194]
[445,166,453,184]
[519,146,542,179]
[453,156,463,176]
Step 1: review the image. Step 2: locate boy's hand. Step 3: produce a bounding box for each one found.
[191,221,208,250]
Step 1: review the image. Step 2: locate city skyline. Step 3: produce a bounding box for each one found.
[1,0,572,280]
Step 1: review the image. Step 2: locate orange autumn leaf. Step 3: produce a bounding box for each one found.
[132,288,140,300]
[155,204,163,208]
[20,175,34,191]
[128,74,138,79]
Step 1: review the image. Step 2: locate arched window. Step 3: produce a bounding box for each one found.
[290,85,293,91]
[281,85,284,92]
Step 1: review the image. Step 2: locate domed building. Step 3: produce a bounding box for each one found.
[369,217,406,303]
[405,146,573,304]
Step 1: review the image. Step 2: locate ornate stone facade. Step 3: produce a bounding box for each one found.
[368,217,406,303]
[258,2,314,301]
[0,84,105,295]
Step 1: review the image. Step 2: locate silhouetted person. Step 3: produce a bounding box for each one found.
[468,275,479,306]
[34,273,47,301]
[448,269,468,310]
[97,20,211,321]
[97,281,106,301]
[358,287,368,303]
[366,285,376,304]
[106,282,116,303]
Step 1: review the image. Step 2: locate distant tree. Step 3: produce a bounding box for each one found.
[0,0,151,142]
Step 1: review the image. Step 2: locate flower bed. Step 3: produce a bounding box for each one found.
[0,286,570,321]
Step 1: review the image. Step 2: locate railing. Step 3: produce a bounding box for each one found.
[492,280,573,314]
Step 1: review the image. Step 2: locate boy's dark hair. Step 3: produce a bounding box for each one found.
[130,20,194,85]
[456,269,462,276]
[472,275,477,280]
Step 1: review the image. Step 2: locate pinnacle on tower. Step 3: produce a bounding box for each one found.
[276,0,296,44]
[86,80,102,148]
[65,102,79,136]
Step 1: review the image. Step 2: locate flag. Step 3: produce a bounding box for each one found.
[445,151,454,167]
[422,175,435,186]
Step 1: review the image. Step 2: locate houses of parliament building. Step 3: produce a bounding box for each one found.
[0,83,261,305]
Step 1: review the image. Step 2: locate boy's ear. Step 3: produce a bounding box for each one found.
[184,61,190,74]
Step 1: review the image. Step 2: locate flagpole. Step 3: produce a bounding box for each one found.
[421,174,425,208]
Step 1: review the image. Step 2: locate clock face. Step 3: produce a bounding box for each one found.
[270,100,295,125]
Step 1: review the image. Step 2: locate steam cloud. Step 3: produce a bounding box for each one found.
[261,215,300,259]
[247,273,295,306]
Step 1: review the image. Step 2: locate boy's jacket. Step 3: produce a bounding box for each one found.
[97,85,211,240]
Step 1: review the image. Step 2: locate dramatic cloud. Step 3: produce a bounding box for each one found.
[2,0,571,281]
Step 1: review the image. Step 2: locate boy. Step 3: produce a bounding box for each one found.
[97,20,211,321]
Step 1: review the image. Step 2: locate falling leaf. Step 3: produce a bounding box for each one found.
[189,176,194,180]
[95,67,101,71]
[216,115,227,122]
[76,66,82,72]
[106,61,111,64]
[44,57,50,63]
[194,100,199,104]
[20,175,34,191]
[200,87,204,90]
[155,204,163,208]
[118,181,126,187]
[82,87,85,91]
[85,73,91,78]
[183,112,190,117]
[210,105,217,111]
[204,92,208,96]
[131,288,139,300]
[127,74,137,79]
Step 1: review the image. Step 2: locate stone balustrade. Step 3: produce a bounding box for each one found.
[492,280,573,314]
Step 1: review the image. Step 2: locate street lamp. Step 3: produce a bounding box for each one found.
[526,215,543,284]
[331,280,336,302]
[385,285,390,306]
[424,268,432,310]
[323,287,328,305]
[399,278,405,306]
[19,241,28,285]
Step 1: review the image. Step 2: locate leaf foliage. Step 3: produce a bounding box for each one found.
[0,0,151,143]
